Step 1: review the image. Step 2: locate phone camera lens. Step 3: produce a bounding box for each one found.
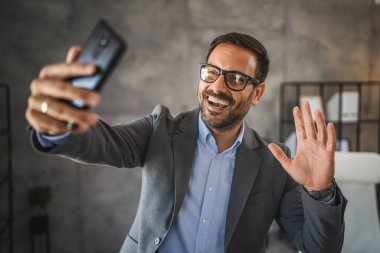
[99,37,108,47]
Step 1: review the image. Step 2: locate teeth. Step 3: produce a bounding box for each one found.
[208,96,229,106]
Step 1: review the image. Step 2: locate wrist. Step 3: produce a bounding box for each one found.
[303,180,336,201]
[303,181,332,191]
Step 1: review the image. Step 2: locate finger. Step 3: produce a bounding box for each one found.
[326,122,336,152]
[26,107,69,135]
[30,78,101,107]
[39,62,97,79]
[28,95,99,127]
[293,106,306,141]
[315,109,327,144]
[27,107,92,135]
[66,46,82,63]
[302,101,316,139]
[268,143,292,170]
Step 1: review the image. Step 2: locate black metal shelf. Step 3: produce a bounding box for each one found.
[279,81,380,153]
[0,174,9,188]
[0,221,9,235]
[0,83,13,253]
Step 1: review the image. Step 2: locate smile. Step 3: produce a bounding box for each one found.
[207,95,230,108]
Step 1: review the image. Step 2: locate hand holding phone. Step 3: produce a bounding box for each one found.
[26,20,126,135]
[69,19,126,108]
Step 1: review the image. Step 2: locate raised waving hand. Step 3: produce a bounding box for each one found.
[269,102,336,191]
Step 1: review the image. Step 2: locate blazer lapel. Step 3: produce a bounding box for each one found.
[172,108,199,218]
[224,123,263,248]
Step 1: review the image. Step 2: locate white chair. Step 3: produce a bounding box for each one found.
[334,152,380,253]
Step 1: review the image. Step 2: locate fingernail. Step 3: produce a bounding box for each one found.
[85,64,96,72]
[86,93,99,104]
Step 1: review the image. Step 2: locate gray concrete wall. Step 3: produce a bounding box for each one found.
[0,0,379,252]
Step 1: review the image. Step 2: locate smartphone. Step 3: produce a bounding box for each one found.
[69,19,126,109]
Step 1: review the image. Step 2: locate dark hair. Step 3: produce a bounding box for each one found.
[206,32,270,82]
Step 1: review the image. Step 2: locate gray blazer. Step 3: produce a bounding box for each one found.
[32,105,346,253]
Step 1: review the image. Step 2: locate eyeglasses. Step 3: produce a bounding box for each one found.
[199,63,261,91]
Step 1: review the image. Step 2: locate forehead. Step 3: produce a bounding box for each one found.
[207,43,258,76]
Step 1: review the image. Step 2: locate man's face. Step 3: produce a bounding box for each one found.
[198,43,265,132]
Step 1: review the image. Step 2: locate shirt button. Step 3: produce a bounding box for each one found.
[208,186,214,192]
[215,155,219,159]
[154,237,161,245]
[202,219,208,224]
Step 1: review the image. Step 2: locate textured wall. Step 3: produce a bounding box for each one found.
[0,0,379,252]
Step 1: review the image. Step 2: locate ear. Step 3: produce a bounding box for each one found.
[251,83,266,106]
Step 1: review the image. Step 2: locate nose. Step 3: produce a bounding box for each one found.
[209,74,229,94]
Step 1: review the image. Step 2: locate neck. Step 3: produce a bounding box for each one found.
[208,122,243,153]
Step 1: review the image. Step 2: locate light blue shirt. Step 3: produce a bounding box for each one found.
[158,114,244,253]
[36,132,70,149]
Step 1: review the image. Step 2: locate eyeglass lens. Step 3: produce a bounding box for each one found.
[200,64,249,91]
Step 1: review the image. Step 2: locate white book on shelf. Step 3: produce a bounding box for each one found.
[326,91,359,122]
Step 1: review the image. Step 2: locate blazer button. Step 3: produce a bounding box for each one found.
[154,237,161,245]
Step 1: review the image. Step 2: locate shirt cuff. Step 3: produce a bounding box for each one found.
[320,188,337,206]
[36,131,70,149]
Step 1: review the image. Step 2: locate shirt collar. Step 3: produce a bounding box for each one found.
[198,112,245,153]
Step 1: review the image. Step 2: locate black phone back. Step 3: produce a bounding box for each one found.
[71,19,126,108]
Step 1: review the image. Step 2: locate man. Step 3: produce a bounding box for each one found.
[26,32,346,253]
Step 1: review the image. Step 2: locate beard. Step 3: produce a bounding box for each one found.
[199,89,254,132]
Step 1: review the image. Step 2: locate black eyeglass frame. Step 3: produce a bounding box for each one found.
[199,63,262,91]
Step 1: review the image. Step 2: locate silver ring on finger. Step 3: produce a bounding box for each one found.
[41,101,49,114]
[67,120,75,131]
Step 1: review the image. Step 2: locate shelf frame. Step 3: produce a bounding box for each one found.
[0,83,13,253]
[279,81,380,154]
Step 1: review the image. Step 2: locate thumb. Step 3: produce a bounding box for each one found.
[268,143,291,170]
[66,46,82,63]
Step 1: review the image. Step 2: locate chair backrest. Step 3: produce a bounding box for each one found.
[335,152,380,183]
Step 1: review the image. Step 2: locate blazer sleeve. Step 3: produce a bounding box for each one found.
[30,105,167,168]
[275,147,347,253]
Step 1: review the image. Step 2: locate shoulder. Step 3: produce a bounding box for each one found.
[150,105,199,133]
[151,105,196,121]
